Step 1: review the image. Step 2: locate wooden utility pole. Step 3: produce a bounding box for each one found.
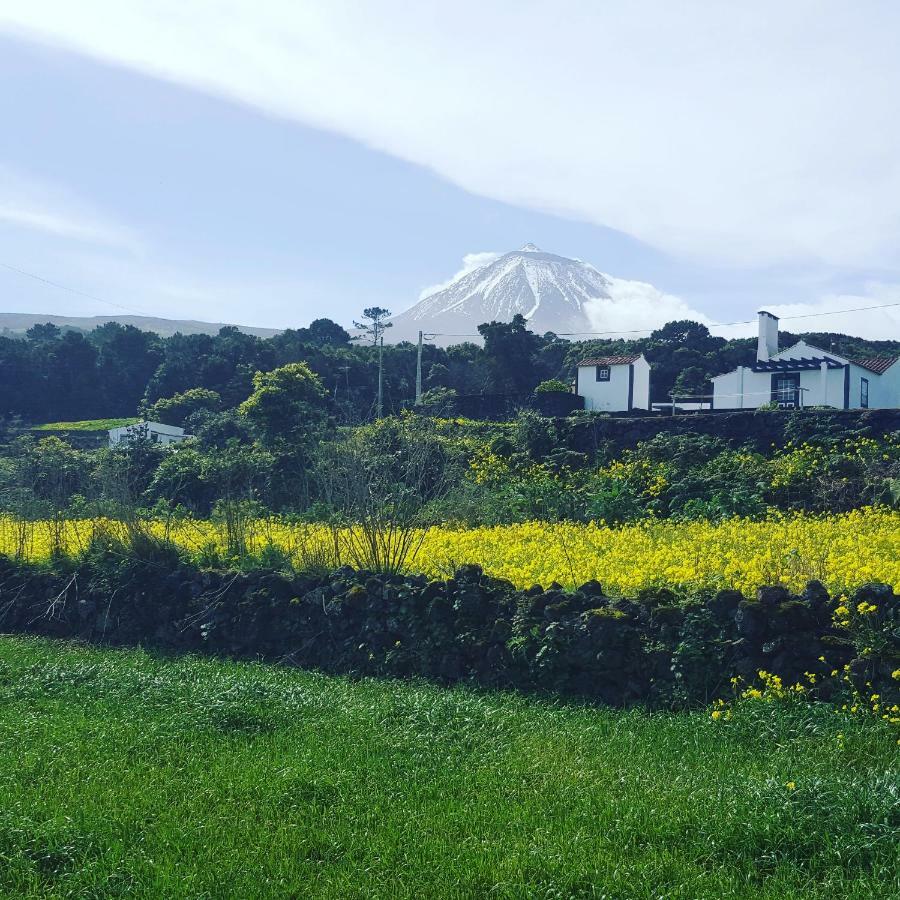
[415,330,423,405]
[377,336,384,418]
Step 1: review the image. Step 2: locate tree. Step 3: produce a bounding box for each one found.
[92,323,163,416]
[307,318,351,347]
[352,308,393,417]
[25,322,61,344]
[478,314,543,394]
[352,307,393,345]
[671,367,711,400]
[238,362,328,447]
[143,387,222,427]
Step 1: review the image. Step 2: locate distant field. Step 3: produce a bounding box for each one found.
[0,636,896,899]
[30,417,139,432]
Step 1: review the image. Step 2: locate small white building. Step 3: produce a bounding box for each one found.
[575,354,651,412]
[108,421,191,447]
[712,311,900,410]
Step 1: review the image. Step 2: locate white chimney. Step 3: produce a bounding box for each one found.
[757,310,779,362]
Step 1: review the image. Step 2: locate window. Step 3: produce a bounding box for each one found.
[861,378,869,409]
[771,373,800,407]
[596,366,611,382]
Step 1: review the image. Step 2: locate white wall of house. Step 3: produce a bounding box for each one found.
[576,355,650,412]
[631,357,651,410]
[713,319,899,410]
[713,364,881,409]
[108,421,190,447]
[866,361,900,408]
[577,364,629,411]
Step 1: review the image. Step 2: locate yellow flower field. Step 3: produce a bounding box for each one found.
[2,507,898,597]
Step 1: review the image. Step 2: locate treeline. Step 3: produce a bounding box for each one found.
[4,314,898,425]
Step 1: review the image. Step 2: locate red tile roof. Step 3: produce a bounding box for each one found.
[577,355,641,367]
[850,356,898,375]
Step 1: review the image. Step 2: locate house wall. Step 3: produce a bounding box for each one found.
[871,363,900,408]
[631,358,651,410]
[108,423,188,447]
[577,364,632,412]
[713,365,884,409]
[854,363,900,409]
[712,368,746,408]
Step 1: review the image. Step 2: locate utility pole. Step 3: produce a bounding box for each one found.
[415,330,423,405]
[377,336,384,418]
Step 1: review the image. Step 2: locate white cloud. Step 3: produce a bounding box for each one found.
[0,165,142,252]
[584,275,713,336]
[3,2,900,272]
[586,280,900,343]
[418,251,500,300]
[763,287,900,343]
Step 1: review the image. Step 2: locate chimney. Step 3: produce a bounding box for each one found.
[757,310,779,362]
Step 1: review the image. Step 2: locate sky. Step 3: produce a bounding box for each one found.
[1,1,900,340]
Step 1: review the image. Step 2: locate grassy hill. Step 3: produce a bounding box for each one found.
[0,636,895,899]
[0,312,281,339]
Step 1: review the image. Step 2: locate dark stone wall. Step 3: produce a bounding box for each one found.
[1,555,896,708]
[567,408,900,454]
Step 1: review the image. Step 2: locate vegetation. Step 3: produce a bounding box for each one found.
[2,507,898,597]
[30,417,139,432]
[3,315,899,898]
[0,636,896,899]
[4,315,898,426]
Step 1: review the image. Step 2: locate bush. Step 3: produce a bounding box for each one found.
[534,379,572,394]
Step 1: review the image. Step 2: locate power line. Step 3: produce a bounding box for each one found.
[0,262,149,316]
[774,301,900,322]
[5,257,899,339]
[427,300,900,339]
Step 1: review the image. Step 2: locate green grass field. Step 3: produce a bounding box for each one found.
[0,636,896,899]
[30,418,140,432]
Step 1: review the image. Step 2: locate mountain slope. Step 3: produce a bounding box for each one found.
[0,313,281,339]
[389,244,618,344]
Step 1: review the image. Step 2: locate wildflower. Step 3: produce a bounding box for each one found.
[785,781,796,791]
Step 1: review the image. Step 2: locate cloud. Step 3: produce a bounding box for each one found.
[763,287,900,343]
[583,275,713,336]
[585,278,900,343]
[3,3,900,272]
[418,251,500,300]
[0,165,142,252]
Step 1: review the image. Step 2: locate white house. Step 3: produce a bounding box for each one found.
[108,421,192,447]
[712,311,900,410]
[576,354,651,412]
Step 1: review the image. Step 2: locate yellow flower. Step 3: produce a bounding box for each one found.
[785,781,796,791]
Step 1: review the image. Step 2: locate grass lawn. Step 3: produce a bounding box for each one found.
[0,637,896,899]
[30,418,140,432]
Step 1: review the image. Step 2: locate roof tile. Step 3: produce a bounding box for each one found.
[577,355,640,367]
[849,356,898,375]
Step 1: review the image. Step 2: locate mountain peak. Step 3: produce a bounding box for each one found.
[389,245,614,345]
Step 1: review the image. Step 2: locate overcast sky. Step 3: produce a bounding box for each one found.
[2,2,900,339]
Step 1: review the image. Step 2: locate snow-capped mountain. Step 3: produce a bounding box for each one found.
[388,244,617,344]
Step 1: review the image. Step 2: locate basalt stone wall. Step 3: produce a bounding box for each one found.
[567,408,900,455]
[1,554,897,708]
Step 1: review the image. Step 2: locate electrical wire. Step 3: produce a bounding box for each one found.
[426,301,900,339]
[5,258,900,339]
[0,262,149,316]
